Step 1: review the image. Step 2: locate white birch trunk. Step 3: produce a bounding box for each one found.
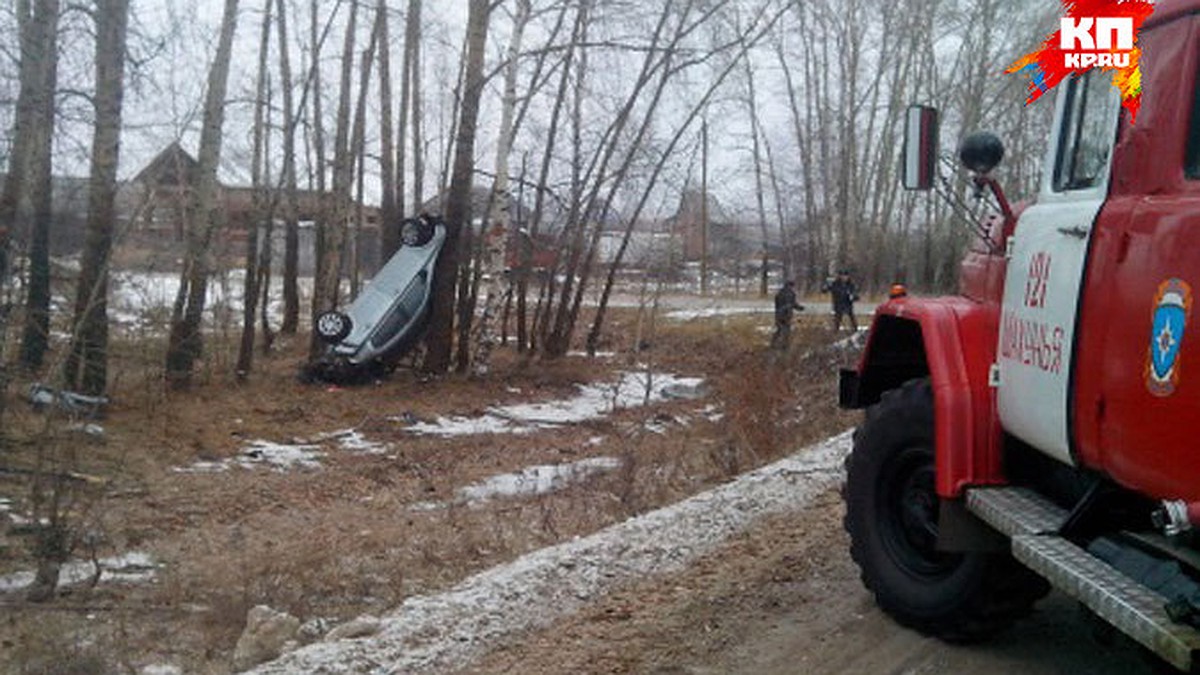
[471,0,530,377]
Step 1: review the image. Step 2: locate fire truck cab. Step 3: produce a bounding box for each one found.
[840,0,1200,669]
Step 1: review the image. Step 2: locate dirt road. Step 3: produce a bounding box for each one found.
[464,491,1160,675]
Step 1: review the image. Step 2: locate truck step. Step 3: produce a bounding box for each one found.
[965,485,1067,537]
[967,487,1200,672]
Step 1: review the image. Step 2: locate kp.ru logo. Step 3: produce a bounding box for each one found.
[1007,0,1154,121]
[1059,17,1133,68]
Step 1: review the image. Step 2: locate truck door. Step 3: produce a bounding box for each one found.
[1074,20,1200,500]
[997,72,1121,465]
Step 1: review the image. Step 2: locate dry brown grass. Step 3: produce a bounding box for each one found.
[0,304,859,672]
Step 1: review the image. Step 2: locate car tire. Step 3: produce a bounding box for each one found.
[843,378,1048,641]
[315,310,353,344]
[400,217,435,247]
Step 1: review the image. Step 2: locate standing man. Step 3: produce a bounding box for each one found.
[823,269,859,332]
[771,280,805,350]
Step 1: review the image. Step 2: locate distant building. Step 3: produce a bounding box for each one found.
[665,189,753,265]
[126,143,381,273]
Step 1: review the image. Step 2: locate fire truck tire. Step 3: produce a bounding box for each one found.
[844,378,1048,641]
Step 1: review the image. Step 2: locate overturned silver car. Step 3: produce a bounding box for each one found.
[305,214,447,382]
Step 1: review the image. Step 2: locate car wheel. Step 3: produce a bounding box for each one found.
[400,217,435,247]
[843,378,1048,641]
[315,310,353,343]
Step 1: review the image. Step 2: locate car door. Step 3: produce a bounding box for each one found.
[997,72,1121,466]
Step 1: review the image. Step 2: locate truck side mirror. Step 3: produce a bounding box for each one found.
[902,105,938,191]
[958,132,1005,175]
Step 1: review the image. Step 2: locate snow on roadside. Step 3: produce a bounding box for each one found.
[404,371,705,437]
[665,306,769,321]
[250,431,852,674]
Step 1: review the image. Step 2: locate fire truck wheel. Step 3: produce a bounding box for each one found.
[843,378,1048,640]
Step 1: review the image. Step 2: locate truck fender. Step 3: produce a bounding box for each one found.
[844,298,1005,498]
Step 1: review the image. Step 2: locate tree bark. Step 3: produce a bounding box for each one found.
[422,0,488,374]
[236,0,274,380]
[377,0,398,260]
[278,0,301,334]
[62,0,130,396]
[471,0,530,377]
[309,0,358,359]
[164,0,240,387]
[16,0,61,371]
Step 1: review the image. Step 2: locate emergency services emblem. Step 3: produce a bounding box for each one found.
[1146,278,1193,397]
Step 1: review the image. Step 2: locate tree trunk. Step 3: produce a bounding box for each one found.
[236,0,274,381]
[519,2,580,353]
[744,56,771,297]
[62,0,130,396]
[408,0,424,212]
[422,0,488,374]
[277,0,300,334]
[309,0,358,360]
[471,0,530,376]
[16,0,61,371]
[164,0,240,387]
[349,15,380,294]
[376,0,397,260]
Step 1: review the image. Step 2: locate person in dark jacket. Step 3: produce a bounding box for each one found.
[822,269,859,332]
[771,280,805,350]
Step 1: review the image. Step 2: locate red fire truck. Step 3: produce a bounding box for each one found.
[839,0,1200,669]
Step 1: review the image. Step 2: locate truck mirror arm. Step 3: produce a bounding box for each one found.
[928,155,1007,254]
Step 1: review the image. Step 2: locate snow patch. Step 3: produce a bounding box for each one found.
[0,551,159,593]
[665,306,769,321]
[316,429,390,455]
[175,427,394,473]
[405,371,704,437]
[249,431,852,674]
[412,457,623,511]
[176,439,324,473]
[566,350,617,358]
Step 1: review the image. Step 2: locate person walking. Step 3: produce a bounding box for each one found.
[771,280,805,350]
[823,269,859,332]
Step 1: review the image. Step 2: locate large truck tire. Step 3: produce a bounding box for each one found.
[843,377,1049,641]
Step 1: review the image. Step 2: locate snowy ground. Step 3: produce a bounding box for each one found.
[249,431,851,674]
[0,552,158,593]
[403,370,705,437]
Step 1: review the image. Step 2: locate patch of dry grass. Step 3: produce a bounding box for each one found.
[0,303,859,671]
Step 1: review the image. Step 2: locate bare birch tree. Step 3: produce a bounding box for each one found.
[236,0,274,380]
[62,0,131,396]
[13,0,60,372]
[309,0,358,359]
[422,0,488,375]
[164,0,240,387]
[471,0,531,376]
[278,0,301,335]
[376,0,397,260]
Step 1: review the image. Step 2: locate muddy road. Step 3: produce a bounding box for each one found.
[464,490,1160,675]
